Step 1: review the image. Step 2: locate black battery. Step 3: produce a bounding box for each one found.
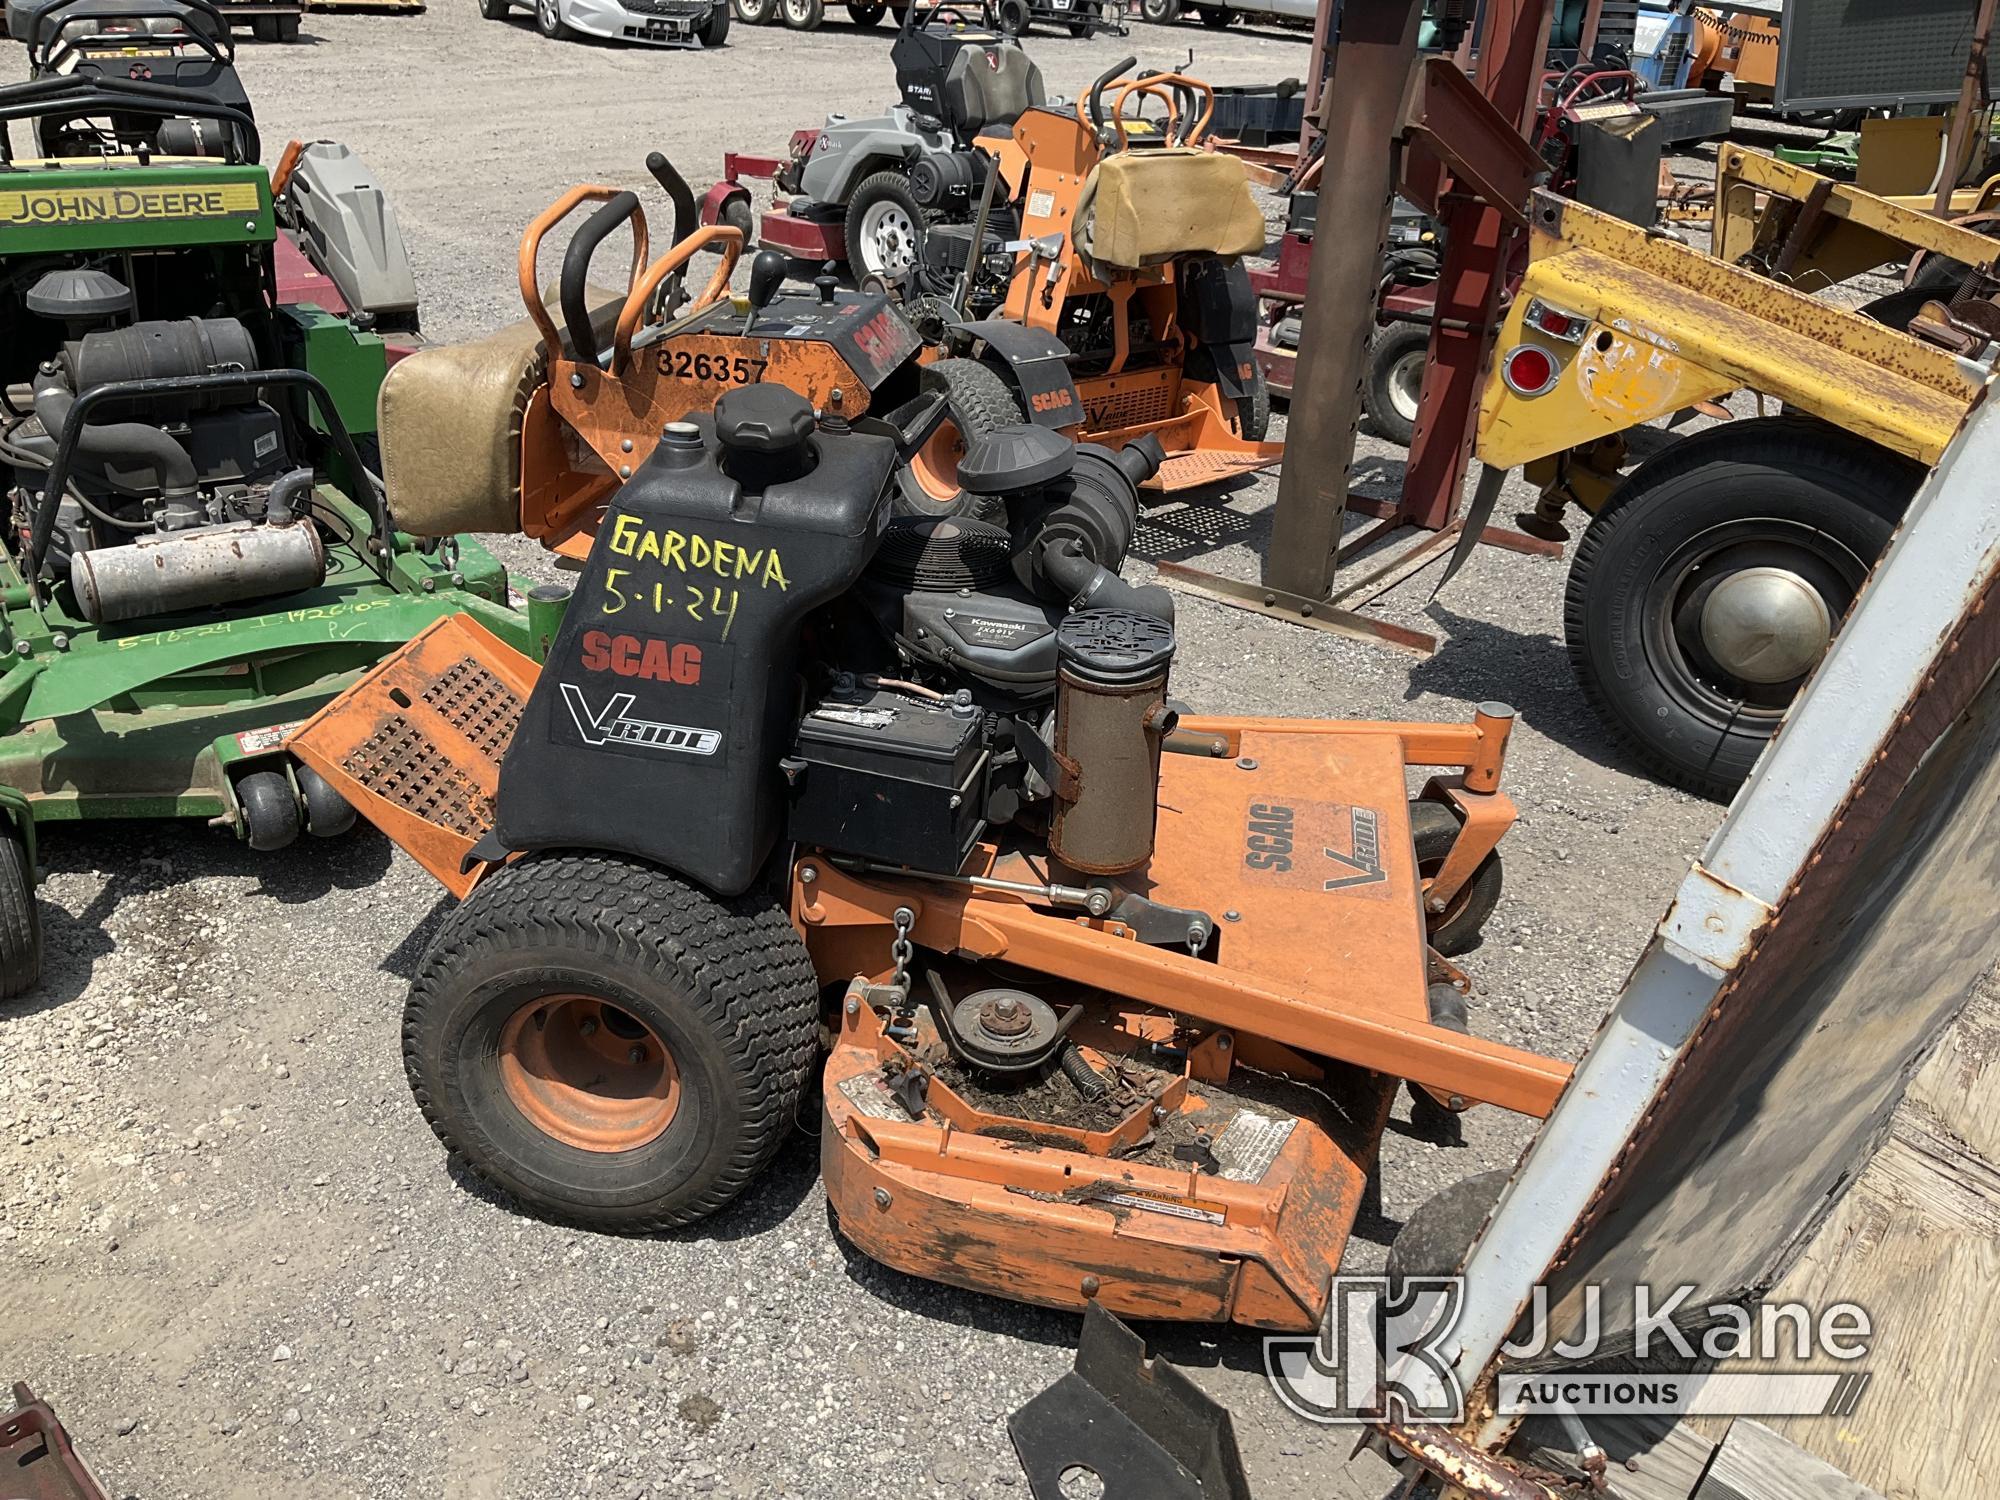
[786,687,987,872]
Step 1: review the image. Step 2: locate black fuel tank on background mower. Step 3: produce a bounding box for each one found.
[493,388,898,896]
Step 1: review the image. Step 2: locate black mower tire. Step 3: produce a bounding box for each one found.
[779,0,823,28]
[900,358,1025,523]
[534,0,573,37]
[479,0,510,18]
[0,830,41,1000]
[1384,1170,1509,1294]
[843,170,927,284]
[847,1,886,22]
[403,851,820,1234]
[1566,417,1921,800]
[298,765,357,839]
[1139,0,1177,19]
[1409,800,1501,957]
[237,769,301,853]
[1232,365,1272,443]
[732,0,775,20]
[1066,18,1092,34]
[1364,321,1429,447]
[996,0,1029,33]
[697,0,731,42]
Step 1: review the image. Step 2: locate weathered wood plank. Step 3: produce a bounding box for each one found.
[1695,1419,1886,1500]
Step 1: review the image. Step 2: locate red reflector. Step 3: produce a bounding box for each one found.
[1502,345,1559,396]
[1536,308,1576,338]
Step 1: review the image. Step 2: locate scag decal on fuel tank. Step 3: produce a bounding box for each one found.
[578,630,704,685]
[1243,800,1390,896]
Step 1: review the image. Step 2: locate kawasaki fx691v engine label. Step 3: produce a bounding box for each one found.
[1242,801,1390,896]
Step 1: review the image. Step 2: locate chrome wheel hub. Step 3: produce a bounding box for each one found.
[1698,565,1833,684]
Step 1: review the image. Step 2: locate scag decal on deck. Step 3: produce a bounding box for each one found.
[1242,800,1391,896]
[1,181,261,227]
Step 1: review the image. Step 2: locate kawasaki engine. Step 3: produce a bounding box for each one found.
[2,267,325,624]
[494,384,1179,898]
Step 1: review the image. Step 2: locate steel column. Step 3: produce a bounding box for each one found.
[1262,0,1428,603]
[1400,0,1556,533]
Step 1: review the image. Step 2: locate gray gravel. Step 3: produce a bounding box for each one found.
[0,10,1727,1497]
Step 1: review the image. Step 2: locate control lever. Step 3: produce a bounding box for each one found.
[743,248,788,334]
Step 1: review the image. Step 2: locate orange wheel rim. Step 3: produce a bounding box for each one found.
[907,418,966,504]
[497,995,680,1153]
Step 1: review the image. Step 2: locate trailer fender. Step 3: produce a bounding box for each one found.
[947,319,1080,428]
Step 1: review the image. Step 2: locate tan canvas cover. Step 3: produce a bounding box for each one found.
[1080,149,1265,269]
[379,285,621,538]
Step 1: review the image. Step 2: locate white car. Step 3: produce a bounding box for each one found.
[1136,0,1312,26]
[482,0,731,47]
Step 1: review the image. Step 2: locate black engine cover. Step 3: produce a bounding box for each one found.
[493,414,899,895]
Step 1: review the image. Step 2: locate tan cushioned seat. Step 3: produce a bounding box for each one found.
[1079,149,1266,270]
[379,284,621,538]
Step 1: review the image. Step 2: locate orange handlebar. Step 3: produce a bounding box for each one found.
[1115,70,1216,147]
[611,225,745,373]
[271,138,304,199]
[517,184,652,352]
[1108,80,1180,150]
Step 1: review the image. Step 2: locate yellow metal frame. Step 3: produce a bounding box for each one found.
[1475,183,1989,492]
[1712,149,2000,292]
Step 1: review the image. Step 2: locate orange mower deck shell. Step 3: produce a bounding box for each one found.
[822,989,1393,1331]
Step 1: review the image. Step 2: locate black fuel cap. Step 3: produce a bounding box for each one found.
[1057,608,1175,686]
[958,423,1074,496]
[715,385,816,455]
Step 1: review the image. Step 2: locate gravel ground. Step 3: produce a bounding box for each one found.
[0,11,1732,1498]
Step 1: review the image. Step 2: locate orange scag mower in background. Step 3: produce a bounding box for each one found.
[715,54,1286,505]
[286,171,1567,1337]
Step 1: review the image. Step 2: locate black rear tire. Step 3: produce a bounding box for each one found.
[843,170,926,283]
[1409,800,1501,957]
[996,0,1028,32]
[1364,321,1429,447]
[404,852,820,1233]
[899,358,1025,522]
[0,830,41,1000]
[779,0,823,28]
[697,1,730,41]
[1566,417,1921,799]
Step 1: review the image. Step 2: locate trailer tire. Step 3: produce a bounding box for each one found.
[732,0,775,20]
[1566,417,1921,799]
[996,0,1029,33]
[779,0,823,28]
[238,769,301,853]
[1140,0,1177,19]
[1364,321,1428,447]
[404,852,820,1234]
[846,1,886,22]
[1409,800,1501,957]
[899,358,1025,523]
[0,829,41,1000]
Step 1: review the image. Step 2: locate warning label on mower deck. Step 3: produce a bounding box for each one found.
[0,181,262,227]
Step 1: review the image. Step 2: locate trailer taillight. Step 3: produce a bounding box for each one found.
[1524,298,1588,342]
[1501,344,1560,397]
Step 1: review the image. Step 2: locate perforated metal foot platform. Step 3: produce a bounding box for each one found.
[287,615,536,896]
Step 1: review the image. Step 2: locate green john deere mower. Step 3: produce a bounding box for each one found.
[0,69,528,995]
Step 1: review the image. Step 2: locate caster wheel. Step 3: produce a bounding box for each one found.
[298,766,357,838]
[237,769,301,853]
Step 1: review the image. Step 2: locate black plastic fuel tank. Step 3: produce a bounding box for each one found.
[493,387,898,895]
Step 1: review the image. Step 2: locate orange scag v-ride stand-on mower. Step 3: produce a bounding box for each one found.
[287,174,1569,1337]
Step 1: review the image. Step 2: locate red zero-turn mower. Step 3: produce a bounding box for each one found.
[291,358,1569,1336]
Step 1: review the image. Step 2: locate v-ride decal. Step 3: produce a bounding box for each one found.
[559,683,720,757]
